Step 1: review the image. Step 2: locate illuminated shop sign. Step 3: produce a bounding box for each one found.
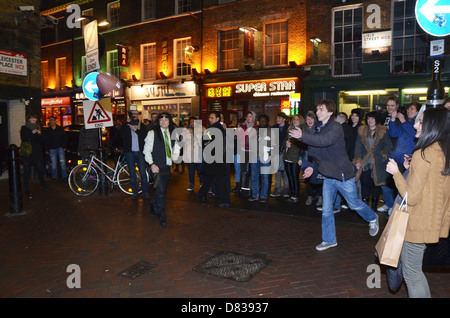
[205,78,298,99]
[41,97,71,107]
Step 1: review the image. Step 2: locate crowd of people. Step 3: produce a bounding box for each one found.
[19,97,449,297]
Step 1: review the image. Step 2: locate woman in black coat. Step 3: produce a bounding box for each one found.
[20,114,47,198]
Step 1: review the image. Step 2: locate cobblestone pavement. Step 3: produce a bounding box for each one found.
[0,168,449,303]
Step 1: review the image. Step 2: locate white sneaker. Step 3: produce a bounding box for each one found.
[377,204,389,212]
[369,214,379,236]
[316,241,338,251]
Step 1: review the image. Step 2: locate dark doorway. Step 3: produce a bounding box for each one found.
[0,102,8,175]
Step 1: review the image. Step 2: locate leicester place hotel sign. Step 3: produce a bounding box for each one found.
[205,78,298,99]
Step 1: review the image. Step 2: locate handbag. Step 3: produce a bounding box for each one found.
[19,141,32,157]
[375,193,409,267]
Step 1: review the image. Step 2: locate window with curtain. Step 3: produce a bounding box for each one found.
[174,38,191,77]
[108,1,120,28]
[264,21,287,67]
[142,0,155,21]
[220,29,240,70]
[141,43,156,80]
[56,57,66,90]
[41,61,48,89]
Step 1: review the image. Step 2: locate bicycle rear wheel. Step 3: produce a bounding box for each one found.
[117,164,148,195]
[68,164,99,196]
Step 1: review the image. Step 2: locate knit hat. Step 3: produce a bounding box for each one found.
[351,108,365,120]
[306,110,317,123]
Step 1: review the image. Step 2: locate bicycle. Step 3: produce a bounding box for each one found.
[68,150,149,197]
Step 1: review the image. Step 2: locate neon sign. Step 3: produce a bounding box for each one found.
[205,78,297,99]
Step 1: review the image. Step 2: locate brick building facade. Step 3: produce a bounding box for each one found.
[0,0,41,173]
[39,0,450,128]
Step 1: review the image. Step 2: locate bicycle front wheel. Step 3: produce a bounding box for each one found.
[117,164,148,195]
[68,164,99,196]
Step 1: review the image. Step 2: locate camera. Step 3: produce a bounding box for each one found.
[46,15,59,25]
[16,6,35,12]
[128,119,139,126]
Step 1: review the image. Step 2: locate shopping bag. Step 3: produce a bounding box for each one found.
[375,193,409,267]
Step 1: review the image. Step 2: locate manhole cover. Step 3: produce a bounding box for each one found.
[193,251,270,282]
[117,261,158,280]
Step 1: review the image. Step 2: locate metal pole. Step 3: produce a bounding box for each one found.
[98,146,108,195]
[8,144,23,214]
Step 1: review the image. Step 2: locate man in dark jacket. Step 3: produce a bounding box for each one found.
[114,108,149,199]
[289,100,379,251]
[44,116,68,180]
[143,112,180,227]
[196,111,230,208]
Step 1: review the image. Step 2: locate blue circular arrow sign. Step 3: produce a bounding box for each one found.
[416,0,450,37]
[82,72,102,101]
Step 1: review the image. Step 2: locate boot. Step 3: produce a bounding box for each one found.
[305,196,313,206]
[232,182,241,193]
[316,196,322,206]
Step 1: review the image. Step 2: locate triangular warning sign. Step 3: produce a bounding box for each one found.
[87,101,112,124]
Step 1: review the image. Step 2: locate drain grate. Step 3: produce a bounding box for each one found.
[193,251,270,282]
[117,261,158,280]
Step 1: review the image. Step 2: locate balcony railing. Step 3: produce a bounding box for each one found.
[390,48,427,74]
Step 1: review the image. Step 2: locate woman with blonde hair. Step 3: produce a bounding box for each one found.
[386,107,449,297]
[283,114,306,203]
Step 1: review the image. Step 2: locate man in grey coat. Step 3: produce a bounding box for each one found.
[289,100,379,251]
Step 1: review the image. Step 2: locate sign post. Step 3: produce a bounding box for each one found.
[83,20,100,73]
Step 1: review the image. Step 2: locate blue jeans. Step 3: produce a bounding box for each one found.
[124,151,149,195]
[250,158,270,199]
[381,185,395,208]
[49,147,67,179]
[234,154,241,183]
[322,177,377,244]
[187,162,204,187]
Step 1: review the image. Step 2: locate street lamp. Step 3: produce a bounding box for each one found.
[75,16,110,28]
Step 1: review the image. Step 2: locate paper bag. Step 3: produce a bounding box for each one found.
[375,194,409,268]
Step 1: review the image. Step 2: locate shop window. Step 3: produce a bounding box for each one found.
[219,29,240,71]
[176,0,191,14]
[264,20,288,67]
[332,6,362,77]
[141,43,156,80]
[391,0,428,74]
[107,1,120,28]
[338,89,399,114]
[174,37,192,77]
[142,0,155,21]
